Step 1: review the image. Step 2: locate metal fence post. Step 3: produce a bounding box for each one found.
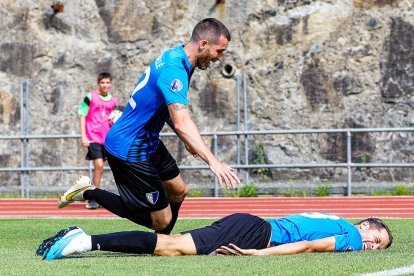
[347,131,352,196]
[19,80,31,197]
[243,74,249,184]
[19,81,25,197]
[213,134,218,197]
[25,80,30,197]
[88,160,93,179]
[236,75,241,176]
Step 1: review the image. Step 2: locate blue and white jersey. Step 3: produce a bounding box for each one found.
[267,212,363,252]
[105,45,194,161]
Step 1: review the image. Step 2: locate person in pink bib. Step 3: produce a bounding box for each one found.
[78,72,118,209]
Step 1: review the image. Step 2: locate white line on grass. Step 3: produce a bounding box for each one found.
[361,264,414,276]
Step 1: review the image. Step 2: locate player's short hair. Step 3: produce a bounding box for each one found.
[355,218,393,248]
[98,72,112,82]
[190,18,231,44]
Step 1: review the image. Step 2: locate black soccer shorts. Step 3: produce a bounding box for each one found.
[188,213,272,255]
[85,143,107,161]
[106,141,180,212]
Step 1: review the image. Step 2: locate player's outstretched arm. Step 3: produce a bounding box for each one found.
[216,237,336,256]
[168,103,240,189]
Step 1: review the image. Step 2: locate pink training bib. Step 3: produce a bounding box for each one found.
[85,90,118,145]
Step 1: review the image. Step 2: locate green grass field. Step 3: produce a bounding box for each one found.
[1,218,413,276]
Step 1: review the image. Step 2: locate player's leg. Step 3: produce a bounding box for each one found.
[91,144,108,189]
[88,215,270,256]
[156,174,188,234]
[150,141,188,234]
[59,156,161,229]
[90,232,197,256]
[86,143,105,209]
[154,233,197,255]
[91,151,171,229]
[58,187,173,231]
[85,158,104,209]
[38,214,272,260]
[83,188,155,228]
[36,228,197,260]
[59,146,173,229]
[92,158,104,189]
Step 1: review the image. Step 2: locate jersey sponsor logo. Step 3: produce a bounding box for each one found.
[170,79,183,92]
[146,191,159,205]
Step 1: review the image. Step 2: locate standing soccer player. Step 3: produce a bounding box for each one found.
[78,72,118,209]
[59,18,240,233]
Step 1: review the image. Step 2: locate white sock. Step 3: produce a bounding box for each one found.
[61,232,92,257]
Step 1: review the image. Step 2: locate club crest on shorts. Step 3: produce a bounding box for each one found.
[170,79,183,92]
[146,191,159,205]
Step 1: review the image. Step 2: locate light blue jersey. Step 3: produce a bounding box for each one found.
[267,212,363,252]
[105,45,194,161]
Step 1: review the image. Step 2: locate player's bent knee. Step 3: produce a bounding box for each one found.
[152,221,170,231]
[167,187,188,203]
[151,211,172,230]
[177,184,189,198]
[163,177,189,200]
[180,185,189,198]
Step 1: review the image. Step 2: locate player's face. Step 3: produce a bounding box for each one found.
[360,226,389,251]
[196,35,228,70]
[98,78,112,95]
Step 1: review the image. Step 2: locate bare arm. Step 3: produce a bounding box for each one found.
[166,114,199,158]
[79,116,90,147]
[216,237,336,256]
[168,103,240,189]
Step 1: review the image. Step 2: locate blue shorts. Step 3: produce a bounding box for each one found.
[187,213,271,255]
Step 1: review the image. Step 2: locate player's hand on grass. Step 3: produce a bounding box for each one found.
[216,243,258,256]
[209,161,240,189]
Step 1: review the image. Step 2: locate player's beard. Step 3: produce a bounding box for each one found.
[196,55,211,70]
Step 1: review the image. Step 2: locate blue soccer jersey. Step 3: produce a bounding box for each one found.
[105,45,194,161]
[267,212,363,252]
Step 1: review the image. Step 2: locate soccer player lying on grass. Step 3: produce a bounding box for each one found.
[36,212,392,260]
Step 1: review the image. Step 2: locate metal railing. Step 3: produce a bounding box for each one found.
[1,79,413,197]
[0,127,413,197]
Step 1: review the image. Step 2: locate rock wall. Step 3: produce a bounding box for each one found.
[0,0,413,194]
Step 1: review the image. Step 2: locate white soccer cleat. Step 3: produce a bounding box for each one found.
[58,175,95,208]
[36,226,90,260]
